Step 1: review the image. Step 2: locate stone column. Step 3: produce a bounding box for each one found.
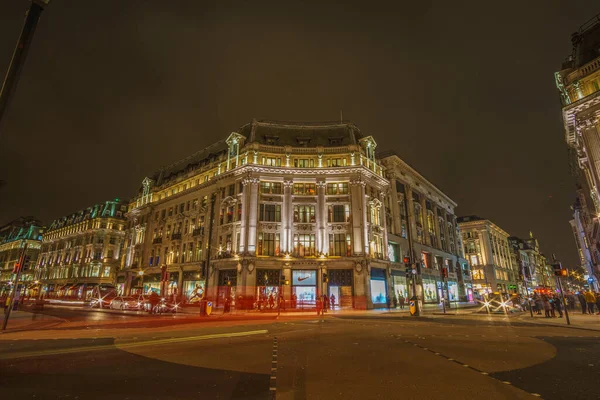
[405,185,418,247]
[580,119,600,208]
[316,180,327,255]
[388,176,401,235]
[282,179,293,253]
[380,191,389,260]
[246,178,259,254]
[238,178,250,253]
[432,205,442,250]
[350,177,367,255]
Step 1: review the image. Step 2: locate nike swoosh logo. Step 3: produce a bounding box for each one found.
[297,276,311,281]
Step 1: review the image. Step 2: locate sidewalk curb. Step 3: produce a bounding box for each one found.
[516,316,600,332]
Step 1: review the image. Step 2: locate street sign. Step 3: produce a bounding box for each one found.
[411,269,417,275]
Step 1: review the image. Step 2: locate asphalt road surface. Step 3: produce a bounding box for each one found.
[1,313,599,399]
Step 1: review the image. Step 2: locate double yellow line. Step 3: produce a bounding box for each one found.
[0,329,269,360]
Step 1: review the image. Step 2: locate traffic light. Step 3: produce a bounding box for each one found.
[559,269,568,277]
[323,273,329,283]
[22,255,31,271]
[403,256,411,265]
[441,267,448,279]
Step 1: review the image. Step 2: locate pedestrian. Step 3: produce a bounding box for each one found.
[291,293,297,309]
[330,294,335,310]
[398,295,405,310]
[553,295,563,318]
[543,296,551,318]
[578,292,587,314]
[268,293,274,309]
[535,295,543,315]
[584,290,596,314]
[595,292,600,316]
[322,295,328,313]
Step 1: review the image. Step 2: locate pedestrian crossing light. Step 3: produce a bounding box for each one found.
[323,273,329,283]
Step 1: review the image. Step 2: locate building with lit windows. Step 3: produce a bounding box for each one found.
[36,199,128,299]
[380,153,471,304]
[457,216,517,299]
[0,217,44,297]
[123,120,468,309]
[556,13,600,287]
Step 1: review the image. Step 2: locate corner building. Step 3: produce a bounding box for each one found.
[124,120,468,309]
[36,199,128,299]
[556,14,600,285]
[0,217,44,297]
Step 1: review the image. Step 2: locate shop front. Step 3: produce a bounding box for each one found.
[292,270,317,307]
[369,268,387,308]
[182,271,204,304]
[166,272,179,299]
[447,280,458,302]
[391,270,409,302]
[143,273,161,295]
[422,277,439,304]
[256,269,281,309]
[116,276,126,296]
[217,269,237,306]
[327,269,353,309]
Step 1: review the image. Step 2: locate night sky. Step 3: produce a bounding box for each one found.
[1,1,598,267]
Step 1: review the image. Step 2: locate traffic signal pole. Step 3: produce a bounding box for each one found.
[2,241,28,331]
[0,1,50,136]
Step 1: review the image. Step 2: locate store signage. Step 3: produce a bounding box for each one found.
[292,270,316,286]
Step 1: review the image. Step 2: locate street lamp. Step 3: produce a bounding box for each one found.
[138,269,144,295]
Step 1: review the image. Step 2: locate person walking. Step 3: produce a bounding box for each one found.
[578,292,587,314]
[535,295,543,315]
[543,296,551,318]
[398,294,405,310]
[553,295,563,318]
[330,294,335,310]
[585,290,596,314]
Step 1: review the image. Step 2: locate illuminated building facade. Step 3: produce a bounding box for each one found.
[508,235,556,295]
[123,120,468,309]
[0,217,43,297]
[380,153,471,304]
[556,13,600,286]
[36,199,128,299]
[458,216,517,298]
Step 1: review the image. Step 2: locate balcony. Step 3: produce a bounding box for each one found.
[171,233,182,241]
[152,237,162,244]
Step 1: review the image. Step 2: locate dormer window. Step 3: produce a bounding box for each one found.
[264,135,279,145]
[296,137,311,147]
[328,137,343,146]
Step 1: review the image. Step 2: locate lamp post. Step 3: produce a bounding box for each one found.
[0,1,50,136]
[138,269,144,295]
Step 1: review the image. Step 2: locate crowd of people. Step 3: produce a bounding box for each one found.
[525,290,600,317]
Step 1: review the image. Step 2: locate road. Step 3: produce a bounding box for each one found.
[1,311,599,399]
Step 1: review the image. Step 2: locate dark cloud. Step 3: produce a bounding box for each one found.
[0,0,596,266]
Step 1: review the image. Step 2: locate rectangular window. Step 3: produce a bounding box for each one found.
[294,234,316,256]
[326,182,349,195]
[228,184,235,197]
[260,182,282,194]
[294,159,314,168]
[327,158,346,167]
[262,157,280,166]
[257,232,280,256]
[329,233,351,256]
[329,204,350,222]
[259,204,282,222]
[294,205,316,223]
[293,183,316,195]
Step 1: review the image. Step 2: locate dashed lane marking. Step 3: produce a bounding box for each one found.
[403,339,543,399]
[270,337,278,399]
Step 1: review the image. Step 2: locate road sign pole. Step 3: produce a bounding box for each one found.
[556,275,570,326]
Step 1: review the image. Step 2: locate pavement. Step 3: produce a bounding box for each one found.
[1,306,600,399]
[517,309,600,331]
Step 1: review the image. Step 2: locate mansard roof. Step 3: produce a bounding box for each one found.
[239,120,362,147]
